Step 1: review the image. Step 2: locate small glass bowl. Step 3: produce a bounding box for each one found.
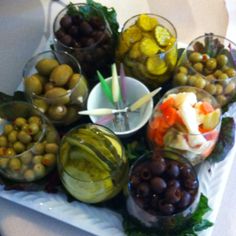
[147,86,221,165]
[23,50,89,126]
[58,123,129,203]
[53,3,115,82]
[127,150,199,232]
[0,101,60,182]
[173,34,236,106]
[116,14,177,89]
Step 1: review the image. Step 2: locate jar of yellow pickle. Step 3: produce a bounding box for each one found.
[116,14,177,89]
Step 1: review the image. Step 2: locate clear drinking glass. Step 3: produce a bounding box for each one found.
[116,14,177,89]
[23,50,88,126]
[58,123,129,203]
[0,101,60,182]
[173,34,236,106]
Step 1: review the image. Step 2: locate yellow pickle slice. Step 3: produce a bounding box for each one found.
[146,55,167,75]
[140,38,159,56]
[122,25,142,44]
[136,14,158,31]
[154,25,171,47]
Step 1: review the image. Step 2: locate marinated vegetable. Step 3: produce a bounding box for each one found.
[116,14,177,89]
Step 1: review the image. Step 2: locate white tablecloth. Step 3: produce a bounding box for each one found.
[0,0,236,235]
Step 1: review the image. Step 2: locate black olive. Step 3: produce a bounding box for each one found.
[55,29,66,40]
[136,182,150,198]
[178,191,192,209]
[158,200,175,215]
[68,25,79,37]
[72,14,83,24]
[167,179,181,189]
[150,159,166,176]
[78,21,93,36]
[150,177,167,194]
[166,161,180,178]
[165,186,181,204]
[60,15,73,29]
[60,34,73,46]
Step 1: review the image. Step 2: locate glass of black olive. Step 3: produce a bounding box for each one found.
[53,3,115,84]
[127,149,199,232]
[173,33,236,106]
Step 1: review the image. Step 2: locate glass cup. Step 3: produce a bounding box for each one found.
[127,150,199,232]
[173,33,236,106]
[53,3,115,83]
[116,14,177,89]
[147,86,221,165]
[0,101,60,182]
[23,50,89,126]
[58,123,129,203]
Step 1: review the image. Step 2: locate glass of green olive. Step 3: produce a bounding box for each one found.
[23,50,89,126]
[173,34,236,106]
[0,101,60,182]
[58,123,129,203]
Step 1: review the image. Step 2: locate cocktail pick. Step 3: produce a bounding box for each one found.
[96,70,113,104]
[79,87,162,116]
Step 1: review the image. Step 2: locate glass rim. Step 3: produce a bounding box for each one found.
[121,13,178,54]
[0,101,48,159]
[128,149,200,218]
[59,123,126,182]
[151,85,222,136]
[53,3,111,50]
[185,33,236,81]
[22,49,83,99]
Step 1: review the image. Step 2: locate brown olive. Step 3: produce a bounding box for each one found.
[165,186,181,204]
[150,159,166,175]
[150,177,167,194]
[158,200,175,215]
[136,182,150,198]
[60,15,73,29]
[166,161,180,178]
[178,191,192,209]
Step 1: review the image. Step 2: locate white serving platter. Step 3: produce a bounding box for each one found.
[0,100,235,236]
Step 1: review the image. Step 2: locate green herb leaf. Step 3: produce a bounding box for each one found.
[208,117,235,163]
[67,2,80,16]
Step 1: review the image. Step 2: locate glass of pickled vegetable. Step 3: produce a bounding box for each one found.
[0,101,60,182]
[173,33,236,106]
[127,150,199,232]
[116,14,177,89]
[23,50,89,126]
[58,123,128,203]
[147,86,221,165]
[53,3,115,83]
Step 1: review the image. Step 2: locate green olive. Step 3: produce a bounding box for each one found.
[0,135,7,147]
[205,74,216,81]
[193,62,203,73]
[45,87,70,105]
[203,68,212,75]
[206,58,217,71]
[205,83,217,95]
[24,74,43,95]
[68,73,80,89]
[33,143,45,155]
[5,148,16,156]
[28,116,42,125]
[214,69,223,78]
[63,107,78,125]
[173,72,188,85]
[3,124,13,135]
[46,128,58,143]
[24,169,35,181]
[0,158,9,169]
[8,130,18,143]
[17,131,32,144]
[189,52,203,63]
[216,54,228,67]
[34,73,47,86]
[178,66,188,74]
[13,141,25,154]
[49,64,73,86]
[44,82,54,92]
[193,76,206,89]
[216,95,228,106]
[187,75,197,86]
[33,131,43,142]
[225,68,236,77]
[45,143,59,154]
[215,84,224,95]
[33,163,46,177]
[42,153,56,167]
[70,77,88,104]
[47,105,67,121]
[20,152,33,164]
[35,58,59,76]
[224,82,236,94]
[29,123,40,135]
[14,117,27,128]
[9,158,21,171]
[33,99,48,113]
[218,73,229,80]
[32,155,43,164]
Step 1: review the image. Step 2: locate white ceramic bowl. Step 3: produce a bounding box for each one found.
[87,76,153,137]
